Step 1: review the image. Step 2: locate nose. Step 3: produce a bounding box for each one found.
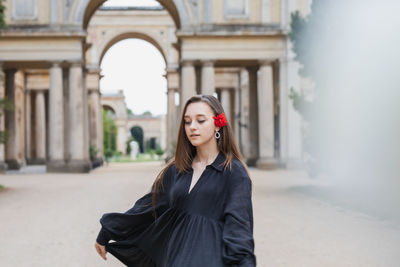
[189,121,198,130]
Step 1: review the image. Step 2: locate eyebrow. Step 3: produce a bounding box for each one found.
[184,114,206,118]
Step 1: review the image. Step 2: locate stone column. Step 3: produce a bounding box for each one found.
[5,69,23,170]
[97,90,103,158]
[166,68,179,157]
[201,60,215,95]
[279,57,289,165]
[180,61,196,109]
[35,90,46,163]
[116,120,127,155]
[233,82,240,146]
[47,62,65,171]
[220,88,232,123]
[246,66,259,166]
[257,61,279,169]
[82,69,90,161]
[88,88,103,162]
[68,62,90,172]
[238,69,250,160]
[0,64,7,171]
[86,68,103,163]
[25,89,32,163]
[167,87,177,156]
[63,66,70,162]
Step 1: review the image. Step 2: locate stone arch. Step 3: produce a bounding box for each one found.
[77,0,183,30]
[98,32,168,67]
[130,125,144,153]
[101,104,116,114]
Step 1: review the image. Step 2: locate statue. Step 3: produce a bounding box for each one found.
[129,141,139,160]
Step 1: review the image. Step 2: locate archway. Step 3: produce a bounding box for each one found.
[99,36,168,156]
[130,126,144,153]
[81,0,180,161]
[98,32,169,67]
[102,104,116,115]
[81,0,182,30]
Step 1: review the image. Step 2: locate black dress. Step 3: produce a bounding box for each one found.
[96,152,256,267]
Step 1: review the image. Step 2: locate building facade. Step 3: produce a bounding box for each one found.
[0,0,311,172]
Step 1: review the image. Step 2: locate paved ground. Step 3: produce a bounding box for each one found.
[0,162,399,267]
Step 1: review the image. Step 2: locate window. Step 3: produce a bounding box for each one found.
[13,0,37,20]
[224,0,249,19]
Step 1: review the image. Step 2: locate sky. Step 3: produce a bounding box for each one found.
[102,0,161,7]
[99,0,167,116]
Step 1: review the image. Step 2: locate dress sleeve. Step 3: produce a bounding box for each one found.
[96,165,175,246]
[222,163,256,267]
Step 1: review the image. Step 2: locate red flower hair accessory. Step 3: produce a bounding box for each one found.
[213,112,227,127]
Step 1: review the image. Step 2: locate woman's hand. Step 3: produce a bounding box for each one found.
[94,242,107,260]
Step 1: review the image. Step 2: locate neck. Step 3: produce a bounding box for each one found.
[195,143,220,165]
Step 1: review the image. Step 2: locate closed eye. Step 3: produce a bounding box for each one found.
[184,120,205,125]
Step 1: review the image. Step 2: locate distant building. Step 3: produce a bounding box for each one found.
[101,90,166,155]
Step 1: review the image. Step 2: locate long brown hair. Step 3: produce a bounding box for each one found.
[150,95,250,217]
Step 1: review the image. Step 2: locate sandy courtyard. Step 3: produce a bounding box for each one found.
[0,162,399,267]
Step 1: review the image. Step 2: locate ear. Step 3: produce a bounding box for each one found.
[215,127,221,132]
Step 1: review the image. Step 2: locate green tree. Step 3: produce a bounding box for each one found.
[89,145,99,161]
[288,1,334,176]
[155,144,164,158]
[0,12,8,180]
[0,3,10,144]
[0,0,6,30]
[0,97,14,144]
[102,109,117,157]
[130,126,144,153]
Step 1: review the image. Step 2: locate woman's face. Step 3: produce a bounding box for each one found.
[184,102,220,147]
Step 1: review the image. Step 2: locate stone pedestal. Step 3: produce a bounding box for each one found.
[201,61,215,95]
[256,61,280,169]
[66,62,90,173]
[47,62,66,171]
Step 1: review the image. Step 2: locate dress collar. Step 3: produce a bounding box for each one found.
[208,151,226,172]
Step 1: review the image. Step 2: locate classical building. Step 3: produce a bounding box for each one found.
[101,90,167,155]
[0,0,311,172]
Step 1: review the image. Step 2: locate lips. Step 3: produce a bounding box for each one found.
[190,134,200,138]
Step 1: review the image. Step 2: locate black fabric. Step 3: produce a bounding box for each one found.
[96,152,256,267]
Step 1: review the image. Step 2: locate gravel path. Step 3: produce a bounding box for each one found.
[0,162,399,267]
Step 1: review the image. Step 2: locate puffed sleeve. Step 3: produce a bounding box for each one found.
[222,162,256,267]
[96,164,175,246]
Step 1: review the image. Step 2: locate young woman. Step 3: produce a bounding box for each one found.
[95,95,256,266]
